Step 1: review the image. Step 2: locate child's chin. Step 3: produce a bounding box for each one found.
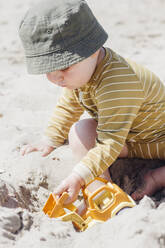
[67,86,77,90]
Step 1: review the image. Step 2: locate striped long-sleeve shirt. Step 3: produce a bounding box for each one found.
[45,47,165,185]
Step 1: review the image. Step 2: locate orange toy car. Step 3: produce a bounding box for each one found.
[43,177,136,231]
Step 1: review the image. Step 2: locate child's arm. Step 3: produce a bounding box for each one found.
[21,88,84,156]
[45,88,84,148]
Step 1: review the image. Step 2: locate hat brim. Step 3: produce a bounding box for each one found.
[26,23,108,74]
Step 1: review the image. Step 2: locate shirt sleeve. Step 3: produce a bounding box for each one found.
[73,72,145,185]
[44,88,84,147]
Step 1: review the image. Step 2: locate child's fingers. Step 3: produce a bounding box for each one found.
[20,147,26,156]
[26,146,38,154]
[54,184,79,204]
[65,185,80,204]
[64,187,78,204]
[21,144,54,156]
[20,145,29,156]
[20,145,37,155]
[42,147,54,157]
[54,174,82,204]
[54,180,67,196]
[54,182,76,204]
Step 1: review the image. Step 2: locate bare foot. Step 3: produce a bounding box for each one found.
[131,170,161,201]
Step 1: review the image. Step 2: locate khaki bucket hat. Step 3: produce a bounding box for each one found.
[19,0,108,74]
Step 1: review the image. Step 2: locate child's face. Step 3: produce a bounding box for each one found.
[46,50,100,90]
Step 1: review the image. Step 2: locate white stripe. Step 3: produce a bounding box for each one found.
[82,91,91,95]
[131,113,153,130]
[100,105,140,111]
[155,92,165,113]
[96,79,139,93]
[97,89,143,100]
[48,120,70,131]
[145,78,158,101]
[56,108,83,116]
[102,66,130,75]
[82,97,93,101]
[130,150,134,157]
[156,143,160,159]
[98,124,129,132]
[110,145,120,155]
[103,73,136,81]
[106,132,126,140]
[155,112,163,120]
[147,144,152,159]
[131,119,161,140]
[111,61,123,64]
[46,131,65,140]
[142,81,162,114]
[138,143,145,158]
[133,149,137,157]
[148,80,162,103]
[146,71,153,98]
[99,120,132,125]
[56,104,83,112]
[98,148,115,160]
[97,130,126,140]
[61,95,79,104]
[51,115,75,124]
[138,65,142,81]
[42,136,61,148]
[47,128,68,137]
[143,68,147,92]
[85,156,104,173]
[98,137,123,148]
[146,125,165,142]
[81,103,96,108]
[98,113,137,119]
[109,133,126,141]
[96,81,140,95]
[142,127,161,140]
[98,97,143,105]
[89,150,110,167]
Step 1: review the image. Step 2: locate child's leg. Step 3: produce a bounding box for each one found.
[131,166,165,200]
[69,118,110,181]
[69,121,165,201]
[69,118,98,161]
[69,118,128,180]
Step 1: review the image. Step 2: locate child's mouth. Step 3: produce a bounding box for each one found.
[57,82,66,87]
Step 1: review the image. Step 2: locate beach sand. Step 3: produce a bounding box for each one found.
[0,0,165,247]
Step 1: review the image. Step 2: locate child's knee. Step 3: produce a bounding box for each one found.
[68,119,97,157]
[68,122,88,160]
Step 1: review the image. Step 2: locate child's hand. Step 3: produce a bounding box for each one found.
[54,173,85,204]
[20,143,55,157]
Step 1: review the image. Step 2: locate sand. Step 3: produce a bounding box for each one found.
[1,0,165,247]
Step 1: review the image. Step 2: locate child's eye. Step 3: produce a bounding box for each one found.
[62,67,69,72]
